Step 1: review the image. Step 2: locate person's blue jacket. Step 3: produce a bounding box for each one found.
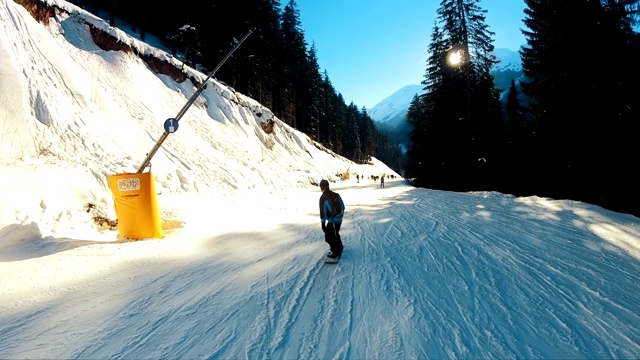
[319,190,345,224]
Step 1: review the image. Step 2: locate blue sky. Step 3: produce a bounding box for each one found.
[294,0,527,109]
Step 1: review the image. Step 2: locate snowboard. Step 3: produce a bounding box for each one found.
[325,254,341,264]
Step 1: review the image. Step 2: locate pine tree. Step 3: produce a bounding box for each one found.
[168,24,202,69]
[407,0,504,190]
[300,43,324,137]
[240,0,285,114]
[281,0,309,129]
[505,79,528,144]
[502,79,536,193]
[318,71,334,145]
[357,107,377,163]
[406,93,427,181]
[342,103,362,162]
[318,73,346,153]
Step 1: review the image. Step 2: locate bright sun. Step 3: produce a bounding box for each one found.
[448,50,463,66]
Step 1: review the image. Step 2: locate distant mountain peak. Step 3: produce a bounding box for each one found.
[369,85,425,124]
[493,48,522,72]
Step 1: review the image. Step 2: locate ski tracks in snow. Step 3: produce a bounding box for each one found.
[316,184,640,359]
[2,182,639,359]
[263,248,356,359]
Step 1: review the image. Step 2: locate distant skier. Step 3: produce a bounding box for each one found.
[380,175,385,188]
[319,180,345,258]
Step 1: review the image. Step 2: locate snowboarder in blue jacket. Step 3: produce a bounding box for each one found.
[319,179,345,258]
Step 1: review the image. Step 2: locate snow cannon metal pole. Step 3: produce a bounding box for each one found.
[136,28,255,173]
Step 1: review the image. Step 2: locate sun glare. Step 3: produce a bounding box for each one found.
[448,50,463,66]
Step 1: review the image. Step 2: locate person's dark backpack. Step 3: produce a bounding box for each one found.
[327,191,345,217]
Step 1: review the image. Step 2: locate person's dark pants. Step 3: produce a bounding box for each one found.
[325,222,343,255]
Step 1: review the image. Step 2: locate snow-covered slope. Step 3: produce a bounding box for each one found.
[0,0,398,236]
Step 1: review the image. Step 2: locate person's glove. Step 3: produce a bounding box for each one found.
[321,223,327,233]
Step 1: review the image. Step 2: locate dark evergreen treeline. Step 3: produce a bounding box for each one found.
[68,0,402,172]
[407,0,640,216]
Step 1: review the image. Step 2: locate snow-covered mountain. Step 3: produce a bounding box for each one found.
[368,85,425,153]
[493,47,522,72]
[492,48,524,93]
[368,84,425,125]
